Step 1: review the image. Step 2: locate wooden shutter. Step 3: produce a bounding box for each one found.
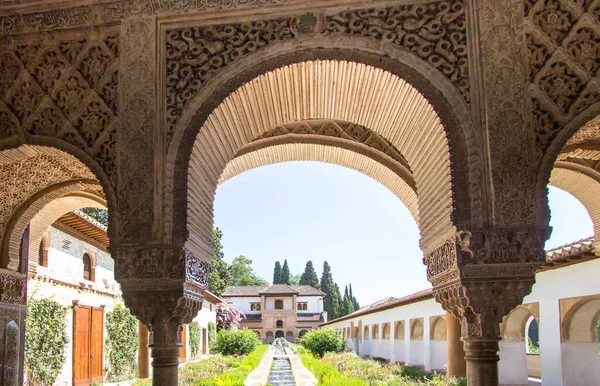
[90,308,104,382]
[73,307,91,386]
[179,325,187,362]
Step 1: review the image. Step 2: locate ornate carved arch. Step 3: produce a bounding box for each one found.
[168,35,481,254]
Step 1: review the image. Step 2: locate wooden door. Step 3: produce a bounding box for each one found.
[90,308,104,382]
[73,306,104,386]
[179,324,187,362]
[73,307,91,386]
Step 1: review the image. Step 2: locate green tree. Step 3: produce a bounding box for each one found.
[208,228,230,297]
[279,259,290,285]
[332,283,343,319]
[342,285,355,316]
[280,259,291,285]
[289,273,301,285]
[229,256,268,286]
[25,298,69,386]
[349,283,360,311]
[80,207,108,227]
[320,261,341,321]
[273,261,282,284]
[299,261,320,289]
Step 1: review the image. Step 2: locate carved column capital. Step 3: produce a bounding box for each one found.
[110,243,211,345]
[424,225,550,339]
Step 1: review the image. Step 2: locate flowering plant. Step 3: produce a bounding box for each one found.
[216,302,245,331]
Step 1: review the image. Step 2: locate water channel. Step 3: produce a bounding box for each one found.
[266,338,296,386]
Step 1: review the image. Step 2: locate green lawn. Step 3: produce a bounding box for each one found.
[297,347,466,386]
[132,344,268,386]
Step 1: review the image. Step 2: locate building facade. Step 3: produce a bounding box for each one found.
[1,1,600,385]
[324,239,600,386]
[222,284,325,343]
[27,210,121,386]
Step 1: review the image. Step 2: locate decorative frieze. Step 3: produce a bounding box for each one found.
[165,1,469,142]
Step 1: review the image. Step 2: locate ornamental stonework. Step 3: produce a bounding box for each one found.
[0,31,119,184]
[165,1,469,142]
[251,120,411,171]
[526,0,600,158]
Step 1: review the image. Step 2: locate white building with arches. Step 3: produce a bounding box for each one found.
[222,284,326,343]
[324,238,600,386]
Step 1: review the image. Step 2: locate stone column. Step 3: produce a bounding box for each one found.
[446,312,466,378]
[113,245,210,386]
[389,321,396,363]
[138,321,150,379]
[424,227,549,386]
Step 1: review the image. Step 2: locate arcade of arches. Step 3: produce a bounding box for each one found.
[0,1,599,385]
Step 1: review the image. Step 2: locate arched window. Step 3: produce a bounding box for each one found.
[276,320,283,328]
[83,253,93,281]
[526,316,540,354]
[274,299,284,310]
[275,330,284,338]
[299,329,308,338]
[38,237,48,267]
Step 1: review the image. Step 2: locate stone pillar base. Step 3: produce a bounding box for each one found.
[463,337,500,386]
[150,346,180,386]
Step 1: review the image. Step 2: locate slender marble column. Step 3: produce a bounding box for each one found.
[446,313,466,378]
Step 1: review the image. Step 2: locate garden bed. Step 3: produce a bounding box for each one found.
[297,348,466,386]
[132,344,268,386]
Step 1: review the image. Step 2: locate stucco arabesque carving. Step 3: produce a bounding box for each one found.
[0,270,26,305]
[165,1,470,143]
[526,0,600,163]
[0,30,119,186]
[424,226,550,338]
[111,243,209,343]
[0,0,289,35]
[117,18,155,243]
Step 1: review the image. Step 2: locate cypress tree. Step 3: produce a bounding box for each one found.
[332,283,343,320]
[280,259,291,285]
[342,285,355,316]
[299,261,320,289]
[320,261,341,320]
[273,261,282,284]
[349,284,360,311]
[207,228,230,297]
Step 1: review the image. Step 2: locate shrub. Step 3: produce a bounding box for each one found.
[299,328,345,358]
[208,321,217,350]
[105,304,138,381]
[25,298,69,386]
[189,321,201,359]
[213,329,261,355]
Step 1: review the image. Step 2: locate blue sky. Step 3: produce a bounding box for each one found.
[214,162,592,306]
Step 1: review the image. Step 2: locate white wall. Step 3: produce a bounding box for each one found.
[224,296,261,314]
[296,296,322,312]
[326,297,445,369]
[499,341,529,385]
[561,343,600,386]
[265,296,293,310]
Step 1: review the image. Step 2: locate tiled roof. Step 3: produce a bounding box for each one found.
[322,289,433,326]
[541,236,596,270]
[297,312,325,322]
[222,286,268,297]
[222,284,325,297]
[259,284,299,295]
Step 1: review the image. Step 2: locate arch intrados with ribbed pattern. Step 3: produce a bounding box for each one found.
[172,41,478,256]
[183,58,467,258]
[27,195,106,274]
[220,143,420,223]
[0,145,108,270]
[549,162,600,252]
